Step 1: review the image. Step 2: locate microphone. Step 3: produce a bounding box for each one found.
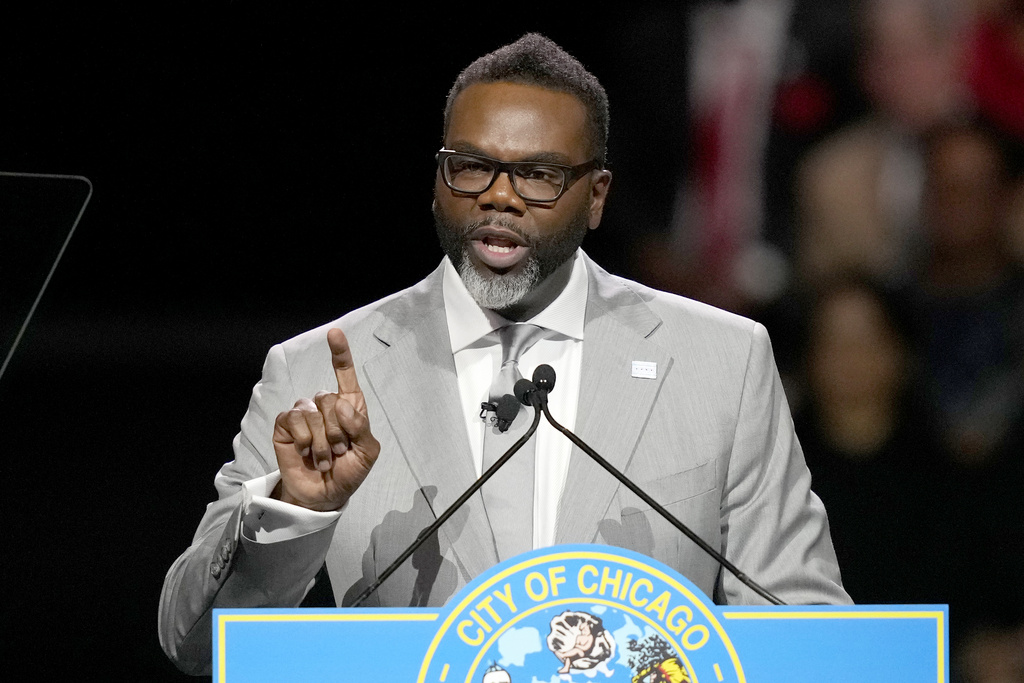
[514,378,542,407]
[514,365,557,408]
[350,392,542,607]
[494,394,520,432]
[533,364,555,393]
[534,366,785,606]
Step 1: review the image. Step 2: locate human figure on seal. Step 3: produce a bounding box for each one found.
[547,611,613,673]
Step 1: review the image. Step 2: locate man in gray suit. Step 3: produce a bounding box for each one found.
[160,34,849,675]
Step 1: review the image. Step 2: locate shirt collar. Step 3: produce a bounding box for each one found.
[443,250,589,353]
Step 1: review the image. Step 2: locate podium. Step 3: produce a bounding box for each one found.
[214,545,948,682]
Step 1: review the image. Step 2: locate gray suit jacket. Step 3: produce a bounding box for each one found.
[159,254,849,674]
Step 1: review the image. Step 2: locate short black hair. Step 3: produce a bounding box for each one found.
[443,33,610,165]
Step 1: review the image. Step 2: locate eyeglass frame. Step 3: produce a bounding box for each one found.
[435,148,603,203]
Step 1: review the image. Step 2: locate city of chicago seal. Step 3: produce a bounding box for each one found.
[417,545,745,682]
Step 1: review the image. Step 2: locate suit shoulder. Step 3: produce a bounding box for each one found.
[597,268,762,339]
[274,266,443,367]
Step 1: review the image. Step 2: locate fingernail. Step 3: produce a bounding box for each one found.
[318,458,332,472]
[331,442,345,456]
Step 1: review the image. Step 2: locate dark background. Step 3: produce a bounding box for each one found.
[2,5,698,679]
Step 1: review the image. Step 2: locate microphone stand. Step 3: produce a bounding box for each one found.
[350,401,542,607]
[528,387,784,606]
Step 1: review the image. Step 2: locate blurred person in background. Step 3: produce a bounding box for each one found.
[908,121,1024,466]
[795,0,970,289]
[954,624,1024,683]
[796,277,947,605]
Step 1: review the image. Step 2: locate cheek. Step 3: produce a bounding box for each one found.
[433,192,463,225]
[533,191,588,234]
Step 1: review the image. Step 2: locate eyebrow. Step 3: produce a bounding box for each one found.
[447,142,575,166]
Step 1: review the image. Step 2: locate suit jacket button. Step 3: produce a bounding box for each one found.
[220,542,232,562]
[211,562,222,579]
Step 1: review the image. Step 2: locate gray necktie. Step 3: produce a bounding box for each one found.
[481,323,547,561]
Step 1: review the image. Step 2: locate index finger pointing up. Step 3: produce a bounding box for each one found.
[327,327,361,395]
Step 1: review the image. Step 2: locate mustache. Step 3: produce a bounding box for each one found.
[459,217,535,245]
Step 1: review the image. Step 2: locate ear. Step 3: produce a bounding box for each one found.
[587,170,612,230]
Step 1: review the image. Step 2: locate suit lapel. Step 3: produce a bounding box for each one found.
[555,257,673,545]
[361,267,499,582]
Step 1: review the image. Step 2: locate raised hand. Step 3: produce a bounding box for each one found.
[272,328,380,511]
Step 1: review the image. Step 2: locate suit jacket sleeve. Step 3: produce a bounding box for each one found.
[716,323,849,605]
[158,342,340,675]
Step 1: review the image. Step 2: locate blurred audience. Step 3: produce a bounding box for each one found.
[907,124,1024,673]
[628,2,1024,675]
[772,1,1024,673]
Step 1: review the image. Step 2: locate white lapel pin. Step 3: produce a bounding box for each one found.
[631,361,657,379]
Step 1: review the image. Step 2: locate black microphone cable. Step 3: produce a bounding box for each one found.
[350,395,542,607]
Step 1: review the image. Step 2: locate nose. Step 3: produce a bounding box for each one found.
[476,171,526,215]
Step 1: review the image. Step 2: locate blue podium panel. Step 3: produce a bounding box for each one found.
[218,612,441,681]
[215,545,948,682]
[722,608,947,683]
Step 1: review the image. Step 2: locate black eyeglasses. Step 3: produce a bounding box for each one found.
[436,149,601,202]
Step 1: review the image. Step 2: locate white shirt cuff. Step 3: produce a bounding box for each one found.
[240,472,343,543]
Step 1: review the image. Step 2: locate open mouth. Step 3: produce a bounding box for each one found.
[482,236,518,253]
[468,226,531,272]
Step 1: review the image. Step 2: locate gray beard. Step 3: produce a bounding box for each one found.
[454,248,541,310]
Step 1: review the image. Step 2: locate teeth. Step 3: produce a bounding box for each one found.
[485,244,515,253]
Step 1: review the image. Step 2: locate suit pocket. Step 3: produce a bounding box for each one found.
[623,459,717,512]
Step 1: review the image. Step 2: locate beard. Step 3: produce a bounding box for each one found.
[433,200,590,311]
